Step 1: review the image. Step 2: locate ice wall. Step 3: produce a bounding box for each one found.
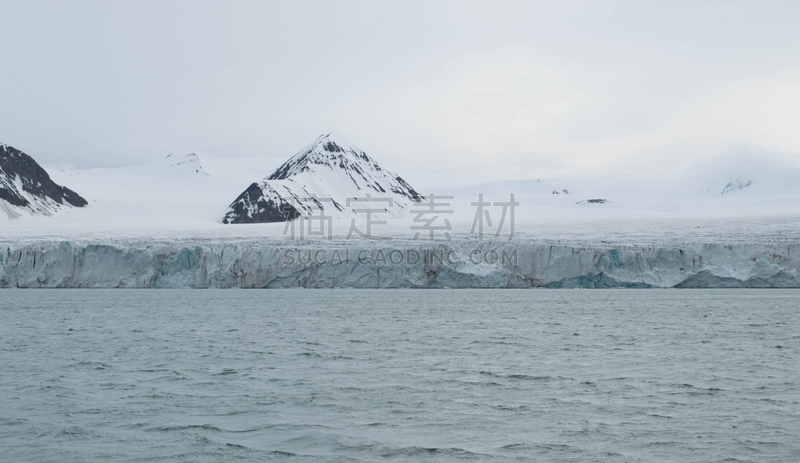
[1,240,798,288]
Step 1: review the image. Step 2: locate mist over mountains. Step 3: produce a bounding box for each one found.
[2,135,800,229]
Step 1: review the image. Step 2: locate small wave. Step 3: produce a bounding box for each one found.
[370,445,485,458]
[507,374,553,381]
[0,418,28,426]
[66,361,111,370]
[677,383,724,393]
[56,426,95,438]
[501,443,527,449]
[492,404,531,411]
[149,424,225,433]
[265,450,298,457]
[150,423,266,434]
[478,370,554,381]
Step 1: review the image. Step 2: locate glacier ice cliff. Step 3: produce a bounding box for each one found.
[1,239,798,288]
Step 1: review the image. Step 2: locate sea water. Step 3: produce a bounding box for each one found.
[1,289,798,462]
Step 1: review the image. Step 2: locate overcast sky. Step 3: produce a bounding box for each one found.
[2,0,800,185]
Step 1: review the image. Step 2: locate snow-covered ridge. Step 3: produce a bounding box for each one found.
[445,178,577,197]
[166,153,208,175]
[0,144,87,220]
[223,133,424,224]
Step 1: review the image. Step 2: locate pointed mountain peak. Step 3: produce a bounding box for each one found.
[223,133,424,224]
[311,132,362,154]
[313,132,355,151]
[268,133,376,181]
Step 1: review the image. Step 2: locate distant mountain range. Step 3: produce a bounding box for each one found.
[222,133,424,224]
[0,144,86,220]
[3,136,800,225]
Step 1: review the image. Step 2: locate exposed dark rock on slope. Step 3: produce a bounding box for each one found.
[223,133,424,224]
[0,144,87,219]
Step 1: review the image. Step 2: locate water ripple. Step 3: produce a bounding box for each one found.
[1,289,799,462]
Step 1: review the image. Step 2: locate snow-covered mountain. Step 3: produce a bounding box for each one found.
[0,144,87,220]
[676,150,800,198]
[165,153,208,175]
[441,178,582,202]
[223,133,424,224]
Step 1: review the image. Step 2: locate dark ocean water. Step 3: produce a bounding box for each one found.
[0,289,798,462]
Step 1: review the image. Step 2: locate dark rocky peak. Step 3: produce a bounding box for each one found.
[0,144,87,218]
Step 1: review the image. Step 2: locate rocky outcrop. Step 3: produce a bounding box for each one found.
[0,144,87,219]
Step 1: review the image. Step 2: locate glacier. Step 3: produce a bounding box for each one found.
[1,238,798,288]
